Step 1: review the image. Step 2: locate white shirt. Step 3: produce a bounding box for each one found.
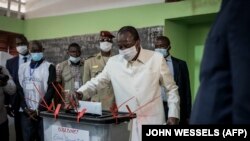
[161,55,174,102]
[77,48,180,141]
[18,54,31,66]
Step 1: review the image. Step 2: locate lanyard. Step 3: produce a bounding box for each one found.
[29,63,38,80]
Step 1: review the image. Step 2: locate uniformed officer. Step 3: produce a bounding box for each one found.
[83,31,115,111]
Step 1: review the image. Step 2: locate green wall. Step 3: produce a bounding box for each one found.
[24,0,221,40]
[0,0,221,102]
[24,0,219,101]
[165,21,188,62]
[165,16,213,102]
[0,16,24,34]
[188,23,211,100]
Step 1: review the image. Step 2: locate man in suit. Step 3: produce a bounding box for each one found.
[154,35,191,124]
[5,35,31,141]
[190,0,250,124]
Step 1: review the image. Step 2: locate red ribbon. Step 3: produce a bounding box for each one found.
[33,82,49,109]
[54,104,61,119]
[77,108,86,123]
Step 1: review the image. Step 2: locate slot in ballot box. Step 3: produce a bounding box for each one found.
[41,111,136,141]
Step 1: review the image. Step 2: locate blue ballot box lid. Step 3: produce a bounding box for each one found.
[40,110,136,124]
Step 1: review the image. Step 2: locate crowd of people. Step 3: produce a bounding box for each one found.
[2,0,250,141]
[0,26,192,141]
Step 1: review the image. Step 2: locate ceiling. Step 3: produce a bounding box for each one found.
[24,0,164,19]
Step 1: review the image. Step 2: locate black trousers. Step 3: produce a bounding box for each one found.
[14,111,23,141]
[0,120,9,141]
[20,113,44,141]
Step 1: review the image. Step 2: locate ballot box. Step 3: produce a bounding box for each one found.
[41,111,135,141]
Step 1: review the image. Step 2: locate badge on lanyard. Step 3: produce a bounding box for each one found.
[29,63,38,81]
[74,81,80,89]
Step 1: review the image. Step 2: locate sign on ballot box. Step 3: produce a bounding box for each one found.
[52,125,89,141]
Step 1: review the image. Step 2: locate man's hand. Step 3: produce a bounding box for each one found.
[75,91,83,100]
[75,91,92,101]
[166,117,179,125]
[24,108,38,121]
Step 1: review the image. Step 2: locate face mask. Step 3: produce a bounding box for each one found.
[31,53,43,61]
[100,42,112,52]
[69,56,81,63]
[155,48,169,57]
[16,45,28,55]
[119,45,137,61]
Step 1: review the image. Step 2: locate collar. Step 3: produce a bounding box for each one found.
[67,59,84,66]
[119,47,146,65]
[19,54,30,59]
[166,55,172,62]
[135,47,147,64]
[96,52,102,59]
[97,52,112,59]
[30,59,44,69]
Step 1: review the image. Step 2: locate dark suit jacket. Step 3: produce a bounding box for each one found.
[163,56,192,124]
[190,0,250,124]
[5,56,20,112]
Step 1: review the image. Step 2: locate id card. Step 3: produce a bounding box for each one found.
[74,82,80,89]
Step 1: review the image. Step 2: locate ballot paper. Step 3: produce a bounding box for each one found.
[77,100,102,115]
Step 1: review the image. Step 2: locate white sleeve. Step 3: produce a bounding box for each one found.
[159,57,180,119]
[77,61,111,98]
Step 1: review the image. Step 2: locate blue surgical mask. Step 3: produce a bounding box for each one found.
[31,53,43,61]
[69,56,81,63]
[155,48,169,57]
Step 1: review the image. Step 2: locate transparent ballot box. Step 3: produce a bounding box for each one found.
[41,111,135,141]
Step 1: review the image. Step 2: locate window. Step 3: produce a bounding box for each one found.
[0,0,26,18]
[0,0,8,9]
[10,1,18,11]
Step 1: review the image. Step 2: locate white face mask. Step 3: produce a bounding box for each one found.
[69,56,81,63]
[119,45,137,61]
[16,45,28,55]
[100,42,112,52]
[155,48,168,57]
